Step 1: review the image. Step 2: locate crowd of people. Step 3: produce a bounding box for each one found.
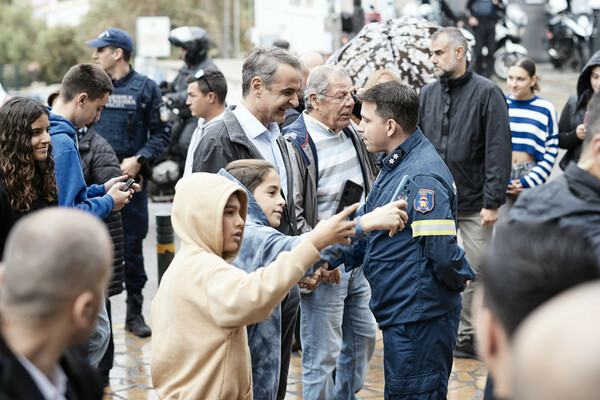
[0,21,599,400]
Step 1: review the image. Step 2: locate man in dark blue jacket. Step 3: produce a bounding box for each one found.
[86,28,171,338]
[347,81,474,399]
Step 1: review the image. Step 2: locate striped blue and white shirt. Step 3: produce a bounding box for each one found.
[506,95,559,188]
[304,113,365,220]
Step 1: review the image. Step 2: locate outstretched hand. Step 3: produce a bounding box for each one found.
[308,203,359,251]
[360,199,408,237]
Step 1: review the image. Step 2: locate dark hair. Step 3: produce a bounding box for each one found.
[225,159,278,193]
[0,97,58,211]
[184,68,228,104]
[510,57,541,93]
[584,91,600,147]
[482,223,600,338]
[360,81,419,133]
[59,63,113,102]
[108,45,131,63]
[241,46,302,97]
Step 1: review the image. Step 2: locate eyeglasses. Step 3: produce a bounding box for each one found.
[194,69,214,93]
[320,92,354,103]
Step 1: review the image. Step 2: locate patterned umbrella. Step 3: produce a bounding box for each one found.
[328,16,440,91]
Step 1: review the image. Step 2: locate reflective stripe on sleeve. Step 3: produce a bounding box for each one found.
[412,219,457,237]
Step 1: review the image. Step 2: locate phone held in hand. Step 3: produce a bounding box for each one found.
[335,180,364,219]
[121,178,135,192]
[391,175,420,213]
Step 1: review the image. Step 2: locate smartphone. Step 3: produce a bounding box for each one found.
[121,178,135,192]
[335,180,364,219]
[391,175,420,213]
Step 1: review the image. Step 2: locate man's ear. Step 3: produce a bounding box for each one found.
[71,291,98,331]
[592,135,600,165]
[478,307,504,361]
[455,45,465,61]
[250,77,264,96]
[113,48,123,61]
[309,92,319,110]
[76,93,88,108]
[386,119,396,138]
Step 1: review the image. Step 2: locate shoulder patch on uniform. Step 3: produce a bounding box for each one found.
[159,104,170,122]
[414,189,435,214]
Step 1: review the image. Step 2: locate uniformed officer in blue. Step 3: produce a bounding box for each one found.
[86,28,171,339]
[343,81,475,399]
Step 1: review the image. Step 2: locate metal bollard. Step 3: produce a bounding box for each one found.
[156,212,175,284]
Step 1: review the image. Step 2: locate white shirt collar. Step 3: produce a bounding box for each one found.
[233,103,280,140]
[16,354,67,400]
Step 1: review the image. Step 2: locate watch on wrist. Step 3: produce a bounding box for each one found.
[135,154,146,164]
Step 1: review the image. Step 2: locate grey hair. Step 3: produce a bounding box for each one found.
[304,65,351,112]
[431,27,468,53]
[241,46,303,97]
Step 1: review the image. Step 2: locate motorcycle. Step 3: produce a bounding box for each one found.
[545,0,594,70]
[493,3,528,80]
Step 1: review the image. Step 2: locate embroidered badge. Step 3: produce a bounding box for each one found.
[159,104,170,122]
[414,189,435,214]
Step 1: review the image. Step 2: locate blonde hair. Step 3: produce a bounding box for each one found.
[363,69,400,90]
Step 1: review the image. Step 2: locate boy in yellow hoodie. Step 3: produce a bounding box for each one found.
[150,172,358,399]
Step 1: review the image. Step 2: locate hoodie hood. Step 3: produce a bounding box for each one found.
[172,173,248,262]
[48,110,76,140]
[576,50,600,104]
[218,169,270,227]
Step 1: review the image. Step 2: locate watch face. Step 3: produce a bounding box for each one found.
[136,155,145,163]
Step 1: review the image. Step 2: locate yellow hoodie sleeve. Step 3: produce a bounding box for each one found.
[206,240,320,328]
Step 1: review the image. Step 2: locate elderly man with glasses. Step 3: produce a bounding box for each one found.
[282,64,378,400]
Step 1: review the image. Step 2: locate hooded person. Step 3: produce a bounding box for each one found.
[218,161,407,400]
[558,50,600,169]
[150,172,358,399]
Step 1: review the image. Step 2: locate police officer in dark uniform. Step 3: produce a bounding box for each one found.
[86,29,171,338]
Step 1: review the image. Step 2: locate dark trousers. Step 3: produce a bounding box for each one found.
[98,298,114,374]
[277,285,300,400]
[122,183,149,294]
[382,305,461,399]
[473,19,497,78]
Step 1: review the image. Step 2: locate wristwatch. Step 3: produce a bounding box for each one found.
[135,154,146,164]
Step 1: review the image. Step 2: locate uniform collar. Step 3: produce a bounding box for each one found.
[112,66,135,85]
[378,128,424,171]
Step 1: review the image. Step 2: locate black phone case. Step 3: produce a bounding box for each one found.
[335,180,364,217]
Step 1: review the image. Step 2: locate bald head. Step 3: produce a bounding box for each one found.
[299,51,325,72]
[513,281,600,400]
[0,208,112,322]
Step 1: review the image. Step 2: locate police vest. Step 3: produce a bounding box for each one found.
[471,0,496,17]
[94,72,148,158]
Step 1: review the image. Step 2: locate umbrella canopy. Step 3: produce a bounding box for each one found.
[328,16,440,91]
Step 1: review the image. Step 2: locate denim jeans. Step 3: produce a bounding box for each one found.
[300,265,377,400]
[87,293,110,367]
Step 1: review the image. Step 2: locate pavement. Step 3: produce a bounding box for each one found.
[103,63,580,399]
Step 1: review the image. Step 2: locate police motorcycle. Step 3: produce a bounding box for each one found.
[545,0,594,70]
[150,26,218,201]
[492,3,528,80]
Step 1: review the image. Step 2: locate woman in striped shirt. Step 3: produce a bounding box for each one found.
[503,57,559,210]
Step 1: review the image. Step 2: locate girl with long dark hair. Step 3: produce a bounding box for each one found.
[0,97,58,258]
